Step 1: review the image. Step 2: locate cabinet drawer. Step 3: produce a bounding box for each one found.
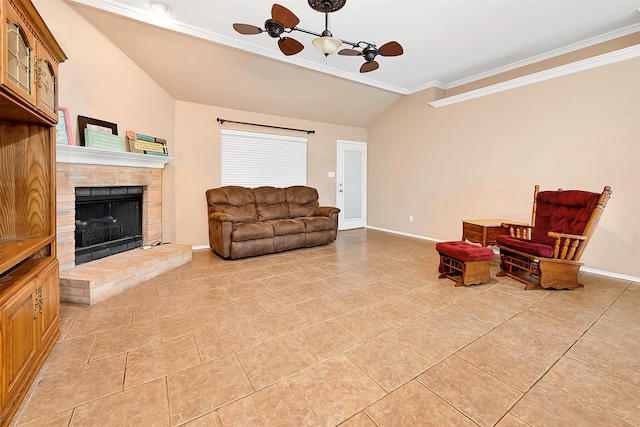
[462,224,483,243]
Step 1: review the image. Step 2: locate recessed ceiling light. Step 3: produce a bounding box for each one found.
[149,1,171,13]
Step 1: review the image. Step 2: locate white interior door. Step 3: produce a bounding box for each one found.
[337,140,366,230]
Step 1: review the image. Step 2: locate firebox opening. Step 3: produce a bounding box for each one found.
[75,186,144,265]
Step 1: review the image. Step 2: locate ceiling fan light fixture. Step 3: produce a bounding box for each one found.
[233,1,403,71]
[312,31,342,56]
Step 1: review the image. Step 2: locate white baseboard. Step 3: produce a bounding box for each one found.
[364,225,640,284]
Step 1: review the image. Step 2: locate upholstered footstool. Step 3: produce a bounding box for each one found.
[435,241,495,286]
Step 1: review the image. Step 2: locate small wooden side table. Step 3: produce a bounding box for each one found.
[462,219,526,247]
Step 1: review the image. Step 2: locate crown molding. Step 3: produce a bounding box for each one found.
[444,22,640,90]
[429,44,640,108]
[407,80,448,94]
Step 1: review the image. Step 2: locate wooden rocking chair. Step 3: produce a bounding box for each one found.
[496,185,612,290]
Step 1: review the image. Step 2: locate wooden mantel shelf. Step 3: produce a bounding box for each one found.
[56,144,177,169]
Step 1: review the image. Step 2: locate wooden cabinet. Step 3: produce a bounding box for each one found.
[0,0,66,424]
[0,259,59,412]
[1,0,62,122]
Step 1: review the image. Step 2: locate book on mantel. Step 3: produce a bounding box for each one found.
[125,130,169,156]
[84,128,125,151]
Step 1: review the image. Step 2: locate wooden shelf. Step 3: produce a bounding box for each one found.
[0,256,51,302]
[0,236,55,275]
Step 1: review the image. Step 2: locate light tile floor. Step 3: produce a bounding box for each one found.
[10,229,640,426]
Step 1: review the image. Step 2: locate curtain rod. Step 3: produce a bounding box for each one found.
[217,118,315,135]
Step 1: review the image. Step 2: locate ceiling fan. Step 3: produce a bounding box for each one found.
[232,4,304,56]
[232,1,404,73]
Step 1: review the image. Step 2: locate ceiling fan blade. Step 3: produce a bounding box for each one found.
[338,49,362,56]
[278,37,304,56]
[272,4,300,28]
[233,23,263,35]
[360,61,379,73]
[378,41,403,57]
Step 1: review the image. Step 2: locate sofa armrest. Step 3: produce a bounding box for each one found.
[315,206,340,230]
[208,212,235,258]
[315,206,340,217]
[210,212,236,223]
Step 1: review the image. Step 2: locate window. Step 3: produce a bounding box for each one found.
[220,129,307,187]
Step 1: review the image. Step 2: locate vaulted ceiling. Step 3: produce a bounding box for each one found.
[65,0,640,127]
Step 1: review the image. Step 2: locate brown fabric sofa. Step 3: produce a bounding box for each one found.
[206,185,340,259]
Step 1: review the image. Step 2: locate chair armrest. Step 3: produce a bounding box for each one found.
[315,206,340,217]
[501,222,532,239]
[547,231,588,261]
[209,212,235,223]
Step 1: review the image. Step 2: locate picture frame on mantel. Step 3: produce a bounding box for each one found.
[56,106,73,145]
[77,115,118,146]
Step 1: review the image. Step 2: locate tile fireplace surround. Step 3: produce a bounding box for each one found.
[56,145,191,305]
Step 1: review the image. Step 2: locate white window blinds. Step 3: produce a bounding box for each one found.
[221,129,308,187]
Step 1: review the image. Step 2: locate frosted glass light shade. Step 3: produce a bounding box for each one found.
[149,1,171,13]
[312,36,342,56]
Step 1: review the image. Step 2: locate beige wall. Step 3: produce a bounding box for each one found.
[174,102,367,247]
[368,59,640,278]
[33,0,177,242]
[34,0,638,278]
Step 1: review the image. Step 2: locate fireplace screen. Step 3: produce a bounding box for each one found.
[75,186,143,264]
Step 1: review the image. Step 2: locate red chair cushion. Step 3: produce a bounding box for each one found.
[532,189,600,246]
[496,235,554,258]
[436,241,495,262]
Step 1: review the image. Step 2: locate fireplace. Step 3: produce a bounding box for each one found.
[57,151,191,305]
[75,186,144,264]
[56,157,164,272]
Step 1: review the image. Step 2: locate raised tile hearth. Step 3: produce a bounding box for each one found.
[59,243,192,305]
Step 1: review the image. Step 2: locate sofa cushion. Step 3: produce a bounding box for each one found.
[299,216,335,233]
[286,186,319,218]
[267,219,305,236]
[255,186,289,221]
[233,222,274,242]
[274,234,306,252]
[206,186,257,223]
[496,235,554,258]
[231,239,274,259]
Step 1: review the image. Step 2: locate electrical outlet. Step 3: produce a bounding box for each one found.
[409,215,414,222]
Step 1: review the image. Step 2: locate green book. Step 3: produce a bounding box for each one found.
[84,129,125,151]
[136,133,155,142]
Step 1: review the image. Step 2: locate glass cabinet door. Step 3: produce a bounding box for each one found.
[36,50,58,120]
[6,22,31,94]
[3,4,37,107]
